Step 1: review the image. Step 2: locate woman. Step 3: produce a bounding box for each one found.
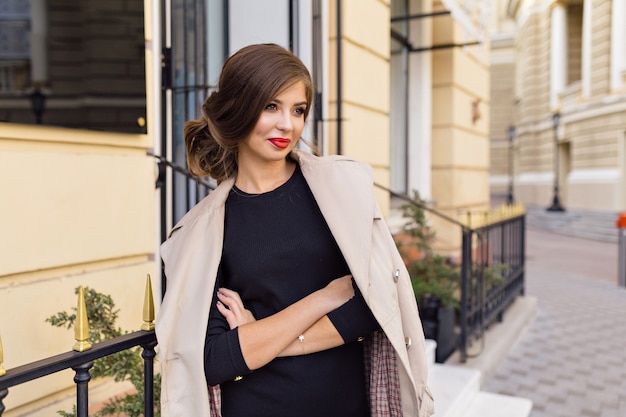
[156,43,434,417]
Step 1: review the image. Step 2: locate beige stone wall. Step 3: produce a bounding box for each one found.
[568,113,621,170]
[590,0,611,98]
[491,0,626,212]
[0,124,155,410]
[488,3,517,199]
[509,6,556,206]
[489,58,515,186]
[488,44,515,196]
[561,107,626,210]
[328,0,391,214]
[430,4,491,252]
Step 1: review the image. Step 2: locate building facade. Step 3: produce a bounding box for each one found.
[0,0,489,412]
[391,0,491,252]
[490,0,626,213]
[0,0,155,411]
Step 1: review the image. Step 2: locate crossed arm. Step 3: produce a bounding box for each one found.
[214,275,354,370]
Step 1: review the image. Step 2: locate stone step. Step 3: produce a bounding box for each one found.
[425,339,437,367]
[428,364,532,417]
[428,364,481,417]
[525,206,620,243]
[556,228,619,243]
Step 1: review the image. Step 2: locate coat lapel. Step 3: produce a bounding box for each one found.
[293,150,374,298]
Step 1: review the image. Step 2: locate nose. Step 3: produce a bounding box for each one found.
[276,110,293,132]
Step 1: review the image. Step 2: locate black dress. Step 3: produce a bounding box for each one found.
[204,164,380,417]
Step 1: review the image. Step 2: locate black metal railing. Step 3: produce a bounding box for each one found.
[375,184,526,363]
[0,331,157,417]
[151,151,215,210]
[151,151,215,295]
[458,212,525,361]
[0,165,525,416]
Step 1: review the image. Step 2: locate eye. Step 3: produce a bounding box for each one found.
[293,107,307,116]
[265,103,278,111]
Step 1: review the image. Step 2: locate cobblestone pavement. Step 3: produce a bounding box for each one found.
[483,229,626,417]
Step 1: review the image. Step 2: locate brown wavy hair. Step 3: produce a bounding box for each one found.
[184,43,314,183]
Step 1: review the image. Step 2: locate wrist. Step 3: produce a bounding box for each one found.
[312,287,340,313]
[298,333,306,355]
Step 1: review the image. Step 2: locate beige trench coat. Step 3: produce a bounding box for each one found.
[155,150,435,417]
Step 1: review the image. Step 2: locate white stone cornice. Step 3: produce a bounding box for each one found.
[562,96,626,124]
[489,175,511,185]
[568,169,620,184]
[517,172,554,184]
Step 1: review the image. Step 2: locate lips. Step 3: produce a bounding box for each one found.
[268,138,291,149]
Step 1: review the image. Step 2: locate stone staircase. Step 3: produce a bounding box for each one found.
[426,340,532,417]
[524,205,620,243]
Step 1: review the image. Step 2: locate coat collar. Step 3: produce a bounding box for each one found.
[291,150,374,294]
[169,150,375,293]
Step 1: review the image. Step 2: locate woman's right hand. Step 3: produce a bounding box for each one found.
[231,274,356,371]
[323,275,355,309]
[216,288,256,330]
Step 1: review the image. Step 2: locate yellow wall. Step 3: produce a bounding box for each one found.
[327,0,491,248]
[0,123,156,410]
[328,0,392,214]
[431,7,492,252]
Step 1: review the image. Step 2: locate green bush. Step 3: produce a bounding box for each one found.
[397,191,461,309]
[46,286,160,417]
[397,191,507,309]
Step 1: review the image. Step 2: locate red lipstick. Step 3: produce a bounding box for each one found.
[268,138,290,149]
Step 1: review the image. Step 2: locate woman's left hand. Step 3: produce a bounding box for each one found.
[216,288,256,329]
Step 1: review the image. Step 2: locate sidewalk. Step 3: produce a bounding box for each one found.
[482,229,626,417]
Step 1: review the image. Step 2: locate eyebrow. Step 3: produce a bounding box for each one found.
[272,99,308,107]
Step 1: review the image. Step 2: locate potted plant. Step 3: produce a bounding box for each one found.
[395,191,460,363]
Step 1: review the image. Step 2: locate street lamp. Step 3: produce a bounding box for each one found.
[547,111,565,212]
[29,87,46,125]
[506,125,516,205]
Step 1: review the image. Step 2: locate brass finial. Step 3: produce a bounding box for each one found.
[0,333,6,377]
[141,274,155,331]
[73,286,92,352]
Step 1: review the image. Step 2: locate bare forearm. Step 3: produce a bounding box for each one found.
[278,315,344,356]
[238,290,341,370]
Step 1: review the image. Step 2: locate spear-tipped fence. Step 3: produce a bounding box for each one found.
[0,275,158,416]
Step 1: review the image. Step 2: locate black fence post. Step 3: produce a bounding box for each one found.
[459,227,473,363]
[72,361,93,417]
[0,387,7,416]
[142,339,158,417]
[520,215,526,296]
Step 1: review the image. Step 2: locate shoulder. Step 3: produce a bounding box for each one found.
[165,178,233,239]
[291,150,377,213]
[291,149,373,181]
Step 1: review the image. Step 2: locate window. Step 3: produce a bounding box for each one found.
[0,0,146,133]
[567,2,583,85]
[0,0,30,93]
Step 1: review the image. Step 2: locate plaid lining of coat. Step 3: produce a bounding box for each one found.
[206,330,402,417]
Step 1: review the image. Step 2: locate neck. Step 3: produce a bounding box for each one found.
[235,158,296,194]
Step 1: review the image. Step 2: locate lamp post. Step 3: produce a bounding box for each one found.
[506,125,515,205]
[547,111,565,212]
[29,87,46,124]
